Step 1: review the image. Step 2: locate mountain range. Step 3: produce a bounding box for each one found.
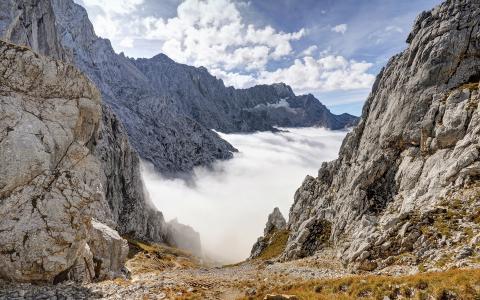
[3,0,357,176]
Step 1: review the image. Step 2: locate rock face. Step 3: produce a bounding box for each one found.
[88,220,129,281]
[0,40,200,284]
[131,56,358,133]
[282,0,480,269]
[93,103,169,243]
[0,0,202,245]
[0,0,69,63]
[0,40,116,282]
[250,208,287,259]
[264,208,287,236]
[2,0,356,175]
[50,0,236,175]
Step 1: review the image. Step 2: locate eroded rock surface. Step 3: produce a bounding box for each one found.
[283,0,480,269]
[0,41,110,282]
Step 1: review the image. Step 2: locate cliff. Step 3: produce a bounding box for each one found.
[281,0,480,271]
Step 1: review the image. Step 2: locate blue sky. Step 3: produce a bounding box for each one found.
[76,0,442,116]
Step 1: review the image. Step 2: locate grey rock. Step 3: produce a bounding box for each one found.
[281,0,480,265]
[264,207,287,236]
[1,0,197,251]
[456,246,474,259]
[88,219,129,280]
[0,40,105,282]
[250,208,287,259]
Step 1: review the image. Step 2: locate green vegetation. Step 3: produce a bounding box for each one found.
[256,230,290,261]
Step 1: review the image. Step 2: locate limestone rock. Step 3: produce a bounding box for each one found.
[264,207,287,236]
[0,40,104,282]
[88,220,129,280]
[0,0,175,244]
[281,0,480,267]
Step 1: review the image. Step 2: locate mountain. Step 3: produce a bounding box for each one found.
[0,0,200,283]
[2,0,357,176]
[130,55,358,133]
[275,0,480,271]
[50,0,236,176]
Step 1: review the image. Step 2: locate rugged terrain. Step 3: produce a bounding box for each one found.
[0,38,199,283]
[0,0,201,245]
[1,0,480,299]
[281,0,480,271]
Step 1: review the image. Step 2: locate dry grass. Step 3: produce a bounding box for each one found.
[124,238,199,274]
[256,230,290,261]
[460,82,479,91]
[239,268,480,300]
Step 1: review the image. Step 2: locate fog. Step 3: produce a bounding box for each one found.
[142,127,347,264]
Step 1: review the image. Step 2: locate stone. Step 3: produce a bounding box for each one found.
[264,295,299,300]
[0,0,202,262]
[456,246,473,260]
[278,0,480,267]
[264,207,287,236]
[88,220,129,280]
[0,40,103,283]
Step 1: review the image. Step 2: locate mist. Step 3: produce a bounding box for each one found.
[142,127,347,264]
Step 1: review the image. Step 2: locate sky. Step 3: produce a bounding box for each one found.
[142,127,347,263]
[75,0,442,116]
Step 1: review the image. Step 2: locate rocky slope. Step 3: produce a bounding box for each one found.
[280,0,480,271]
[0,1,204,285]
[0,40,125,282]
[0,38,201,283]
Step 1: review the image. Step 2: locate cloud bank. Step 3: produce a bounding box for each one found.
[142,128,347,263]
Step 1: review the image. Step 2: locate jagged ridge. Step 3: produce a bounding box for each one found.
[281,0,480,271]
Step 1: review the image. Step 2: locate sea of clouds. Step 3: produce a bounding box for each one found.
[142,127,347,263]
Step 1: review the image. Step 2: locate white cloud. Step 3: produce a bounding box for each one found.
[119,37,134,48]
[300,45,318,56]
[142,127,347,263]
[214,55,375,95]
[77,0,375,98]
[331,23,348,34]
[81,0,305,71]
[80,0,144,14]
[385,25,404,33]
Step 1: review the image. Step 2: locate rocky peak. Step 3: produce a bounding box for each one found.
[250,208,288,260]
[279,0,480,270]
[264,207,287,236]
[271,83,295,98]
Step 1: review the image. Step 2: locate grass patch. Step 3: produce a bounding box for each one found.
[256,230,290,261]
[124,237,198,274]
[239,268,480,299]
[459,82,479,91]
